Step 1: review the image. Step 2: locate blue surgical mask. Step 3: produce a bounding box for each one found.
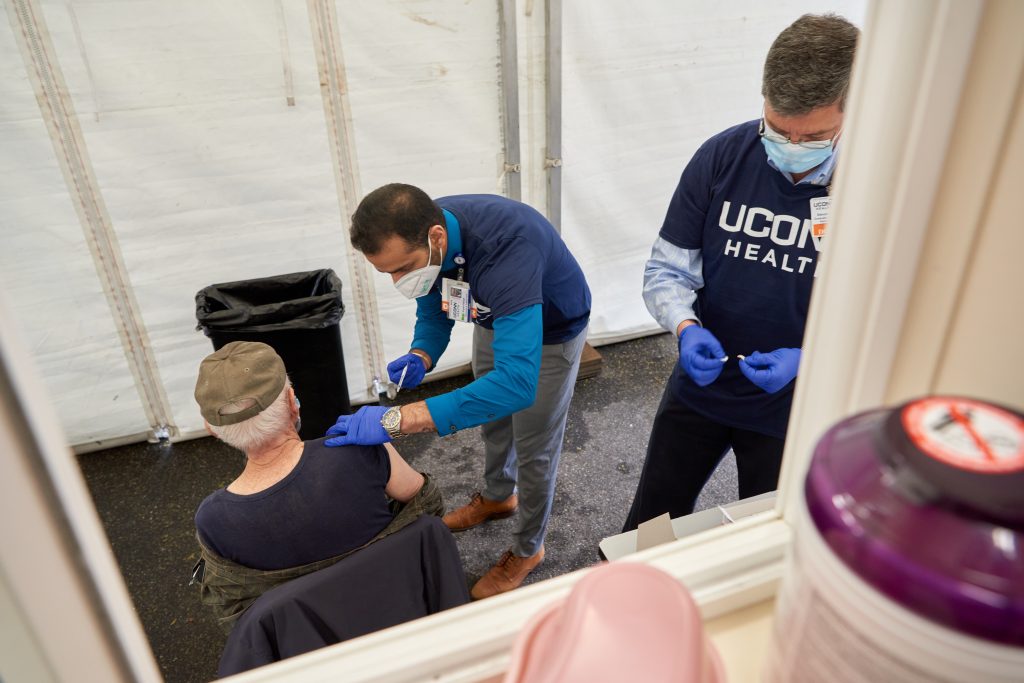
[761,137,834,174]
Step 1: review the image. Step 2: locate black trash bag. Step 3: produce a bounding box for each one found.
[196,269,350,441]
[195,269,344,333]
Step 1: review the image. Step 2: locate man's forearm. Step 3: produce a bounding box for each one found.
[397,401,436,434]
[410,290,454,367]
[643,238,704,336]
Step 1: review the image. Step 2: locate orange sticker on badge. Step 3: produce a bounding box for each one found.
[810,196,831,238]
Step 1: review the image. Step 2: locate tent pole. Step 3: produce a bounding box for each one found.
[499,0,522,200]
[544,0,562,231]
[307,0,388,401]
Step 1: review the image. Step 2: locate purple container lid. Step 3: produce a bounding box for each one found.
[805,397,1024,646]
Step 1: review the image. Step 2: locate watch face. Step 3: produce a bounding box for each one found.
[383,407,401,432]
[901,397,1024,474]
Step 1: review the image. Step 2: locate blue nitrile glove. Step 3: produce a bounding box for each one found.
[678,325,727,387]
[324,406,390,446]
[387,353,426,389]
[739,348,802,394]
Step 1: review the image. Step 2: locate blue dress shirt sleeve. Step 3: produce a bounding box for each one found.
[643,236,704,335]
[424,304,542,435]
[410,289,455,366]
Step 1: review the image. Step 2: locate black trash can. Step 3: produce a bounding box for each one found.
[196,269,349,441]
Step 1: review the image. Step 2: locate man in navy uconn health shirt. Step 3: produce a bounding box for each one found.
[624,14,860,530]
[326,184,590,599]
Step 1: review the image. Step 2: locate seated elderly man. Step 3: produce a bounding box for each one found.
[190,341,443,632]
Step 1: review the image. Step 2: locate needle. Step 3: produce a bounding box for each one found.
[396,365,408,394]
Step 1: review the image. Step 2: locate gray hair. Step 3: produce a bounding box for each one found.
[208,379,293,453]
[762,13,860,117]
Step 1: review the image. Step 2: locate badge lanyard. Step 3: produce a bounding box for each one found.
[440,253,475,323]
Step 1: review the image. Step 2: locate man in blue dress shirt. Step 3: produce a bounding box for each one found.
[327,184,591,599]
[624,14,860,530]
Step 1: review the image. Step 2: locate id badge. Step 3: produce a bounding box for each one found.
[441,277,472,323]
[810,196,831,238]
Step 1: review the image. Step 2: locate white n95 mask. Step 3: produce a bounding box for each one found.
[393,235,441,299]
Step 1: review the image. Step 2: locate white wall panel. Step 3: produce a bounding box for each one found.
[5,0,506,444]
[0,10,150,446]
[334,0,504,380]
[35,0,366,441]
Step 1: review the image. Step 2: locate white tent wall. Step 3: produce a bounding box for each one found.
[1,2,155,447]
[1,0,865,450]
[2,0,504,449]
[336,0,502,394]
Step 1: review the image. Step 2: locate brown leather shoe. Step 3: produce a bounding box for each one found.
[471,546,545,600]
[442,492,518,531]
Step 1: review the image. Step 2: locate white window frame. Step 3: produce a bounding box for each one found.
[0,1,1007,681]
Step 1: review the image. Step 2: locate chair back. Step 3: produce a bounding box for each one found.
[218,516,469,677]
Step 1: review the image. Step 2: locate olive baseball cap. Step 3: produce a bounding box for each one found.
[194,341,286,426]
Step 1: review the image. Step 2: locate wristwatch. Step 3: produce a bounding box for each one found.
[381,406,404,439]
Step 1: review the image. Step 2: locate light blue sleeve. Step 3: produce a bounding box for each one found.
[410,289,455,367]
[424,304,542,435]
[643,237,704,335]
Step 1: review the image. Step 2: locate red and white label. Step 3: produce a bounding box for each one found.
[901,397,1024,474]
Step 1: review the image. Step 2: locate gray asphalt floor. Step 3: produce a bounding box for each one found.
[77,332,739,683]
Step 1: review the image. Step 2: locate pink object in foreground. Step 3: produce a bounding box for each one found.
[503,562,726,683]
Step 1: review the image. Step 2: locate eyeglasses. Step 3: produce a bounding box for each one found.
[758,117,839,150]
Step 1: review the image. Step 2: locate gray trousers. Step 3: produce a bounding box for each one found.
[472,325,588,557]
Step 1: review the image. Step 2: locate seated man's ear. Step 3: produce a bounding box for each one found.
[288,387,299,419]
